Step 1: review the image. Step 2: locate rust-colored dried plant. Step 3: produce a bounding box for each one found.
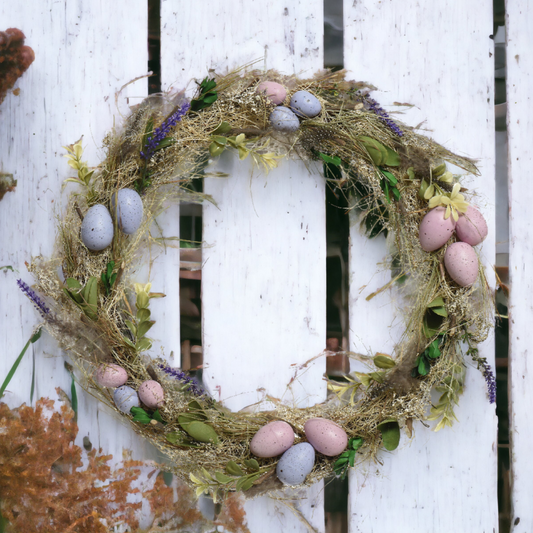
[0,28,34,105]
[0,396,250,533]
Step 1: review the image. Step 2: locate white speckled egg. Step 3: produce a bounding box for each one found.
[256,81,287,105]
[81,204,114,251]
[289,90,322,118]
[276,443,315,486]
[111,189,143,235]
[444,242,479,287]
[270,107,300,132]
[95,363,128,388]
[419,207,456,252]
[250,421,295,458]
[304,418,348,456]
[138,380,165,409]
[456,206,488,246]
[113,385,140,414]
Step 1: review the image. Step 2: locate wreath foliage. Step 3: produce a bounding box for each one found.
[22,68,494,501]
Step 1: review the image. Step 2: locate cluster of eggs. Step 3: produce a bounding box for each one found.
[419,205,488,286]
[81,189,143,251]
[250,418,348,486]
[95,363,165,412]
[256,81,322,133]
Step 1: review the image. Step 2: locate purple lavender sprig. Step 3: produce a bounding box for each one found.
[140,101,191,160]
[365,97,404,137]
[159,363,205,396]
[17,279,50,318]
[480,360,497,404]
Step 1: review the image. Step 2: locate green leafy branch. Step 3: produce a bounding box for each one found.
[123,283,158,352]
[101,261,118,296]
[63,139,95,188]
[130,406,165,425]
[333,437,363,479]
[423,296,448,338]
[190,77,218,112]
[63,277,98,320]
[428,363,465,431]
[379,168,401,203]
[411,338,442,377]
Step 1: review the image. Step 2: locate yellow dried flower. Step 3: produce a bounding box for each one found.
[428,183,469,221]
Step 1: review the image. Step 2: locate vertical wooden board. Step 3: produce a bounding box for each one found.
[344,1,497,531]
[0,1,158,464]
[507,1,533,531]
[161,1,326,530]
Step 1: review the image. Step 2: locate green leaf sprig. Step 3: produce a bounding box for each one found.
[333,437,363,479]
[63,277,98,320]
[411,338,442,377]
[123,283,156,353]
[131,406,165,425]
[379,168,401,203]
[423,296,448,338]
[428,363,465,431]
[101,261,118,296]
[190,77,218,112]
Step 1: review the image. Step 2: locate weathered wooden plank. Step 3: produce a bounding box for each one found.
[161,1,326,530]
[507,1,533,530]
[344,1,498,531]
[0,1,155,463]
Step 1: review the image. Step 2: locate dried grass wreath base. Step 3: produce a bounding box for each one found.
[22,68,494,502]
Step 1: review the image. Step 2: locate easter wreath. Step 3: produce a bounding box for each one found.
[20,68,494,501]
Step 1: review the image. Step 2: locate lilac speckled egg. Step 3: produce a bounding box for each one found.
[250,421,295,458]
[270,107,300,132]
[111,189,143,235]
[456,206,488,246]
[289,90,322,118]
[138,380,165,409]
[81,204,114,251]
[114,385,140,414]
[304,418,348,456]
[256,81,287,105]
[95,363,128,388]
[444,242,479,287]
[419,207,457,252]
[276,443,315,486]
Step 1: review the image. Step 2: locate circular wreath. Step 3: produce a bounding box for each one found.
[22,68,494,501]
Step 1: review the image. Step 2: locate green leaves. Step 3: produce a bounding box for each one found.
[101,261,117,296]
[377,419,400,451]
[63,277,98,320]
[0,327,42,399]
[411,338,442,377]
[423,297,448,338]
[190,77,218,112]
[226,461,244,477]
[333,437,363,478]
[373,353,396,369]
[379,168,401,203]
[123,283,156,353]
[358,136,400,167]
[318,152,342,166]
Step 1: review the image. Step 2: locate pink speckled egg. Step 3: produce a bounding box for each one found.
[256,81,287,105]
[138,380,165,409]
[456,206,488,246]
[304,418,348,457]
[95,363,128,388]
[250,420,295,458]
[444,242,479,287]
[419,207,457,252]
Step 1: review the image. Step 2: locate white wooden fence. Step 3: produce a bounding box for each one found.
[2,0,528,531]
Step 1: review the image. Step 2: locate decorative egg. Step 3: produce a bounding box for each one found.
[256,81,287,105]
[456,206,488,246]
[250,420,295,458]
[95,363,128,388]
[113,385,140,414]
[304,418,348,456]
[111,188,143,235]
[444,242,479,287]
[138,380,165,408]
[419,207,456,252]
[81,204,114,251]
[269,107,300,132]
[289,90,322,118]
[276,443,315,486]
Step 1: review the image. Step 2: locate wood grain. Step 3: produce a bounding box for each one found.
[507,0,533,530]
[344,0,498,531]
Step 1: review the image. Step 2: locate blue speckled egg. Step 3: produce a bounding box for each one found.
[276,442,315,485]
[113,385,140,414]
[81,204,114,251]
[111,189,143,235]
[270,107,300,132]
[289,90,322,118]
